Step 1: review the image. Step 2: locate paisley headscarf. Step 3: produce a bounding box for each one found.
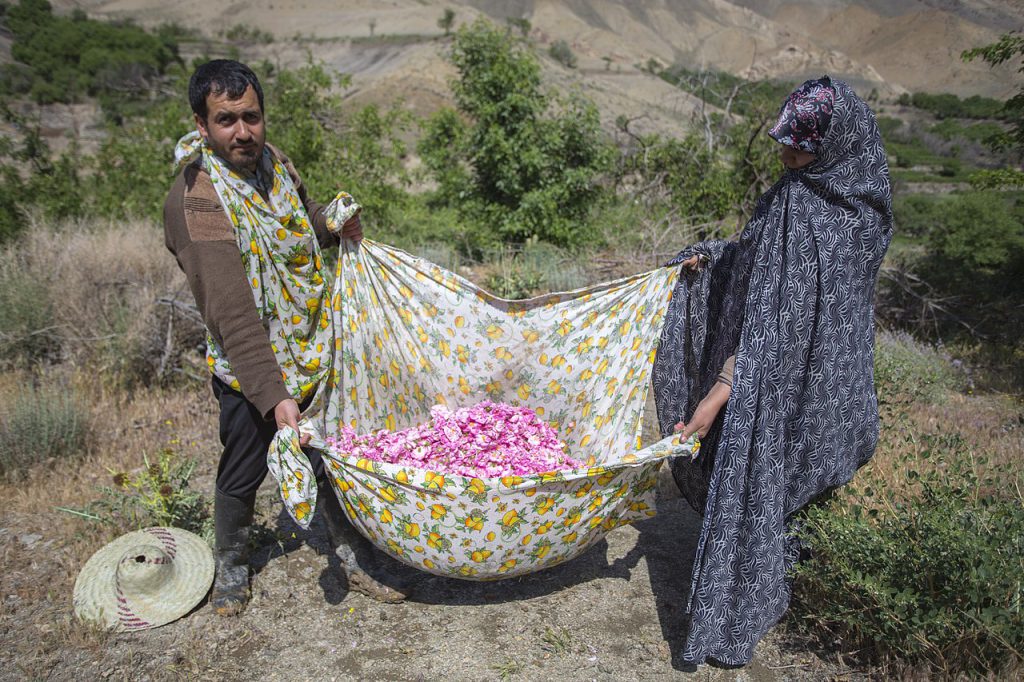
[653,77,893,666]
[768,75,835,154]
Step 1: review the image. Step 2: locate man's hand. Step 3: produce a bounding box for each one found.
[341,212,363,242]
[674,380,731,441]
[274,398,310,446]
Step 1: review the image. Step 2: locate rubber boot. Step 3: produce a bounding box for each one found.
[211,490,254,616]
[317,480,410,603]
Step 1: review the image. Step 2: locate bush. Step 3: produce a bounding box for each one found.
[1,217,199,390]
[548,40,577,69]
[907,91,1005,120]
[0,263,59,367]
[0,383,90,479]
[874,330,964,405]
[792,443,1024,676]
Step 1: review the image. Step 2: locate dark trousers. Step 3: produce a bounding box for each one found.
[211,376,325,501]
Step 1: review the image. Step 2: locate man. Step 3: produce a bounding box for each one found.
[164,59,407,615]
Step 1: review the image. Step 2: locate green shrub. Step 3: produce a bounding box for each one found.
[2,0,181,108]
[0,266,58,366]
[874,330,964,405]
[792,442,1024,676]
[484,248,545,299]
[657,65,793,118]
[0,383,90,479]
[906,91,1005,120]
[548,40,577,69]
[60,448,212,540]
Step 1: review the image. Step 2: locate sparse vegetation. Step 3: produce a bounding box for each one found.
[548,40,577,69]
[60,448,212,540]
[0,383,90,480]
[791,333,1023,677]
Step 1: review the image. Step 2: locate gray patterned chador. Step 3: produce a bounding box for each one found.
[653,76,894,666]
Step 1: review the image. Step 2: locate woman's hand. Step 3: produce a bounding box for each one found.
[679,255,703,272]
[674,380,731,440]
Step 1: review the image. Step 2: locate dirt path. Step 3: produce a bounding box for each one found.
[0,480,847,681]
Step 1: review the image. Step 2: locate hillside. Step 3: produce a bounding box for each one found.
[40,0,1021,137]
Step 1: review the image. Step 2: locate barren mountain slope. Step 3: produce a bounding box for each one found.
[757,1,1022,97]
[46,0,1024,132]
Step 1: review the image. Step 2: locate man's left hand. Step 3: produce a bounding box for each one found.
[342,213,363,241]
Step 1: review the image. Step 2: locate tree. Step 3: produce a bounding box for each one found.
[963,32,1024,155]
[418,19,611,248]
[438,8,455,36]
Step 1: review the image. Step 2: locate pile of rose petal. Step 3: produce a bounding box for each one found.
[325,401,585,477]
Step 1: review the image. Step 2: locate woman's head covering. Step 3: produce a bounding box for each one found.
[654,77,892,667]
[768,75,835,154]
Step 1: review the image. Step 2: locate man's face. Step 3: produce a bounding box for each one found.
[779,144,817,170]
[194,85,265,173]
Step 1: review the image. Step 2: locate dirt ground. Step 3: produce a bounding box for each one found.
[0,384,858,682]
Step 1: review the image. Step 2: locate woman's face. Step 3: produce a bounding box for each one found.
[780,145,817,170]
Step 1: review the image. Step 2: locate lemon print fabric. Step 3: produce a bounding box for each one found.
[173,132,360,403]
[268,195,699,580]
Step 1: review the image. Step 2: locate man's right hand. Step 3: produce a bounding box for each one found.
[274,398,310,446]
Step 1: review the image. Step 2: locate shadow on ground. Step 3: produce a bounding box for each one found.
[251,465,706,671]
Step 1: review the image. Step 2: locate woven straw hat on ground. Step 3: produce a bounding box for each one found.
[73,527,214,631]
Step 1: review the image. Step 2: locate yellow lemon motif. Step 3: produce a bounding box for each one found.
[380,509,393,524]
[293,501,311,521]
[403,522,420,538]
[431,504,447,520]
[471,550,492,563]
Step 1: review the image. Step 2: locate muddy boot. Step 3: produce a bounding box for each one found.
[211,490,254,616]
[317,481,410,603]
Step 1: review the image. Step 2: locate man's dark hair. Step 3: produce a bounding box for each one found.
[188,60,264,120]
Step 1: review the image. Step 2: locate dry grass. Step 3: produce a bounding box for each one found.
[1,215,203,386]
[841,388,1023,513]
[0,378,220,680]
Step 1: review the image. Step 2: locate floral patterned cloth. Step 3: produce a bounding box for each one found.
[172,132,359,400]
[268,212,699,580]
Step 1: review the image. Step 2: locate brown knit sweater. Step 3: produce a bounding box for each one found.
[163,145,338,419]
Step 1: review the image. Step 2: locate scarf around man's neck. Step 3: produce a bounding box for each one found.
[174,131,335,403]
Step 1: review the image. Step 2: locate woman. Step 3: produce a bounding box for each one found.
[652,75,893,666]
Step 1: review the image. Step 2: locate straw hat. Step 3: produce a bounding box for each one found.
[73,527,214,631]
